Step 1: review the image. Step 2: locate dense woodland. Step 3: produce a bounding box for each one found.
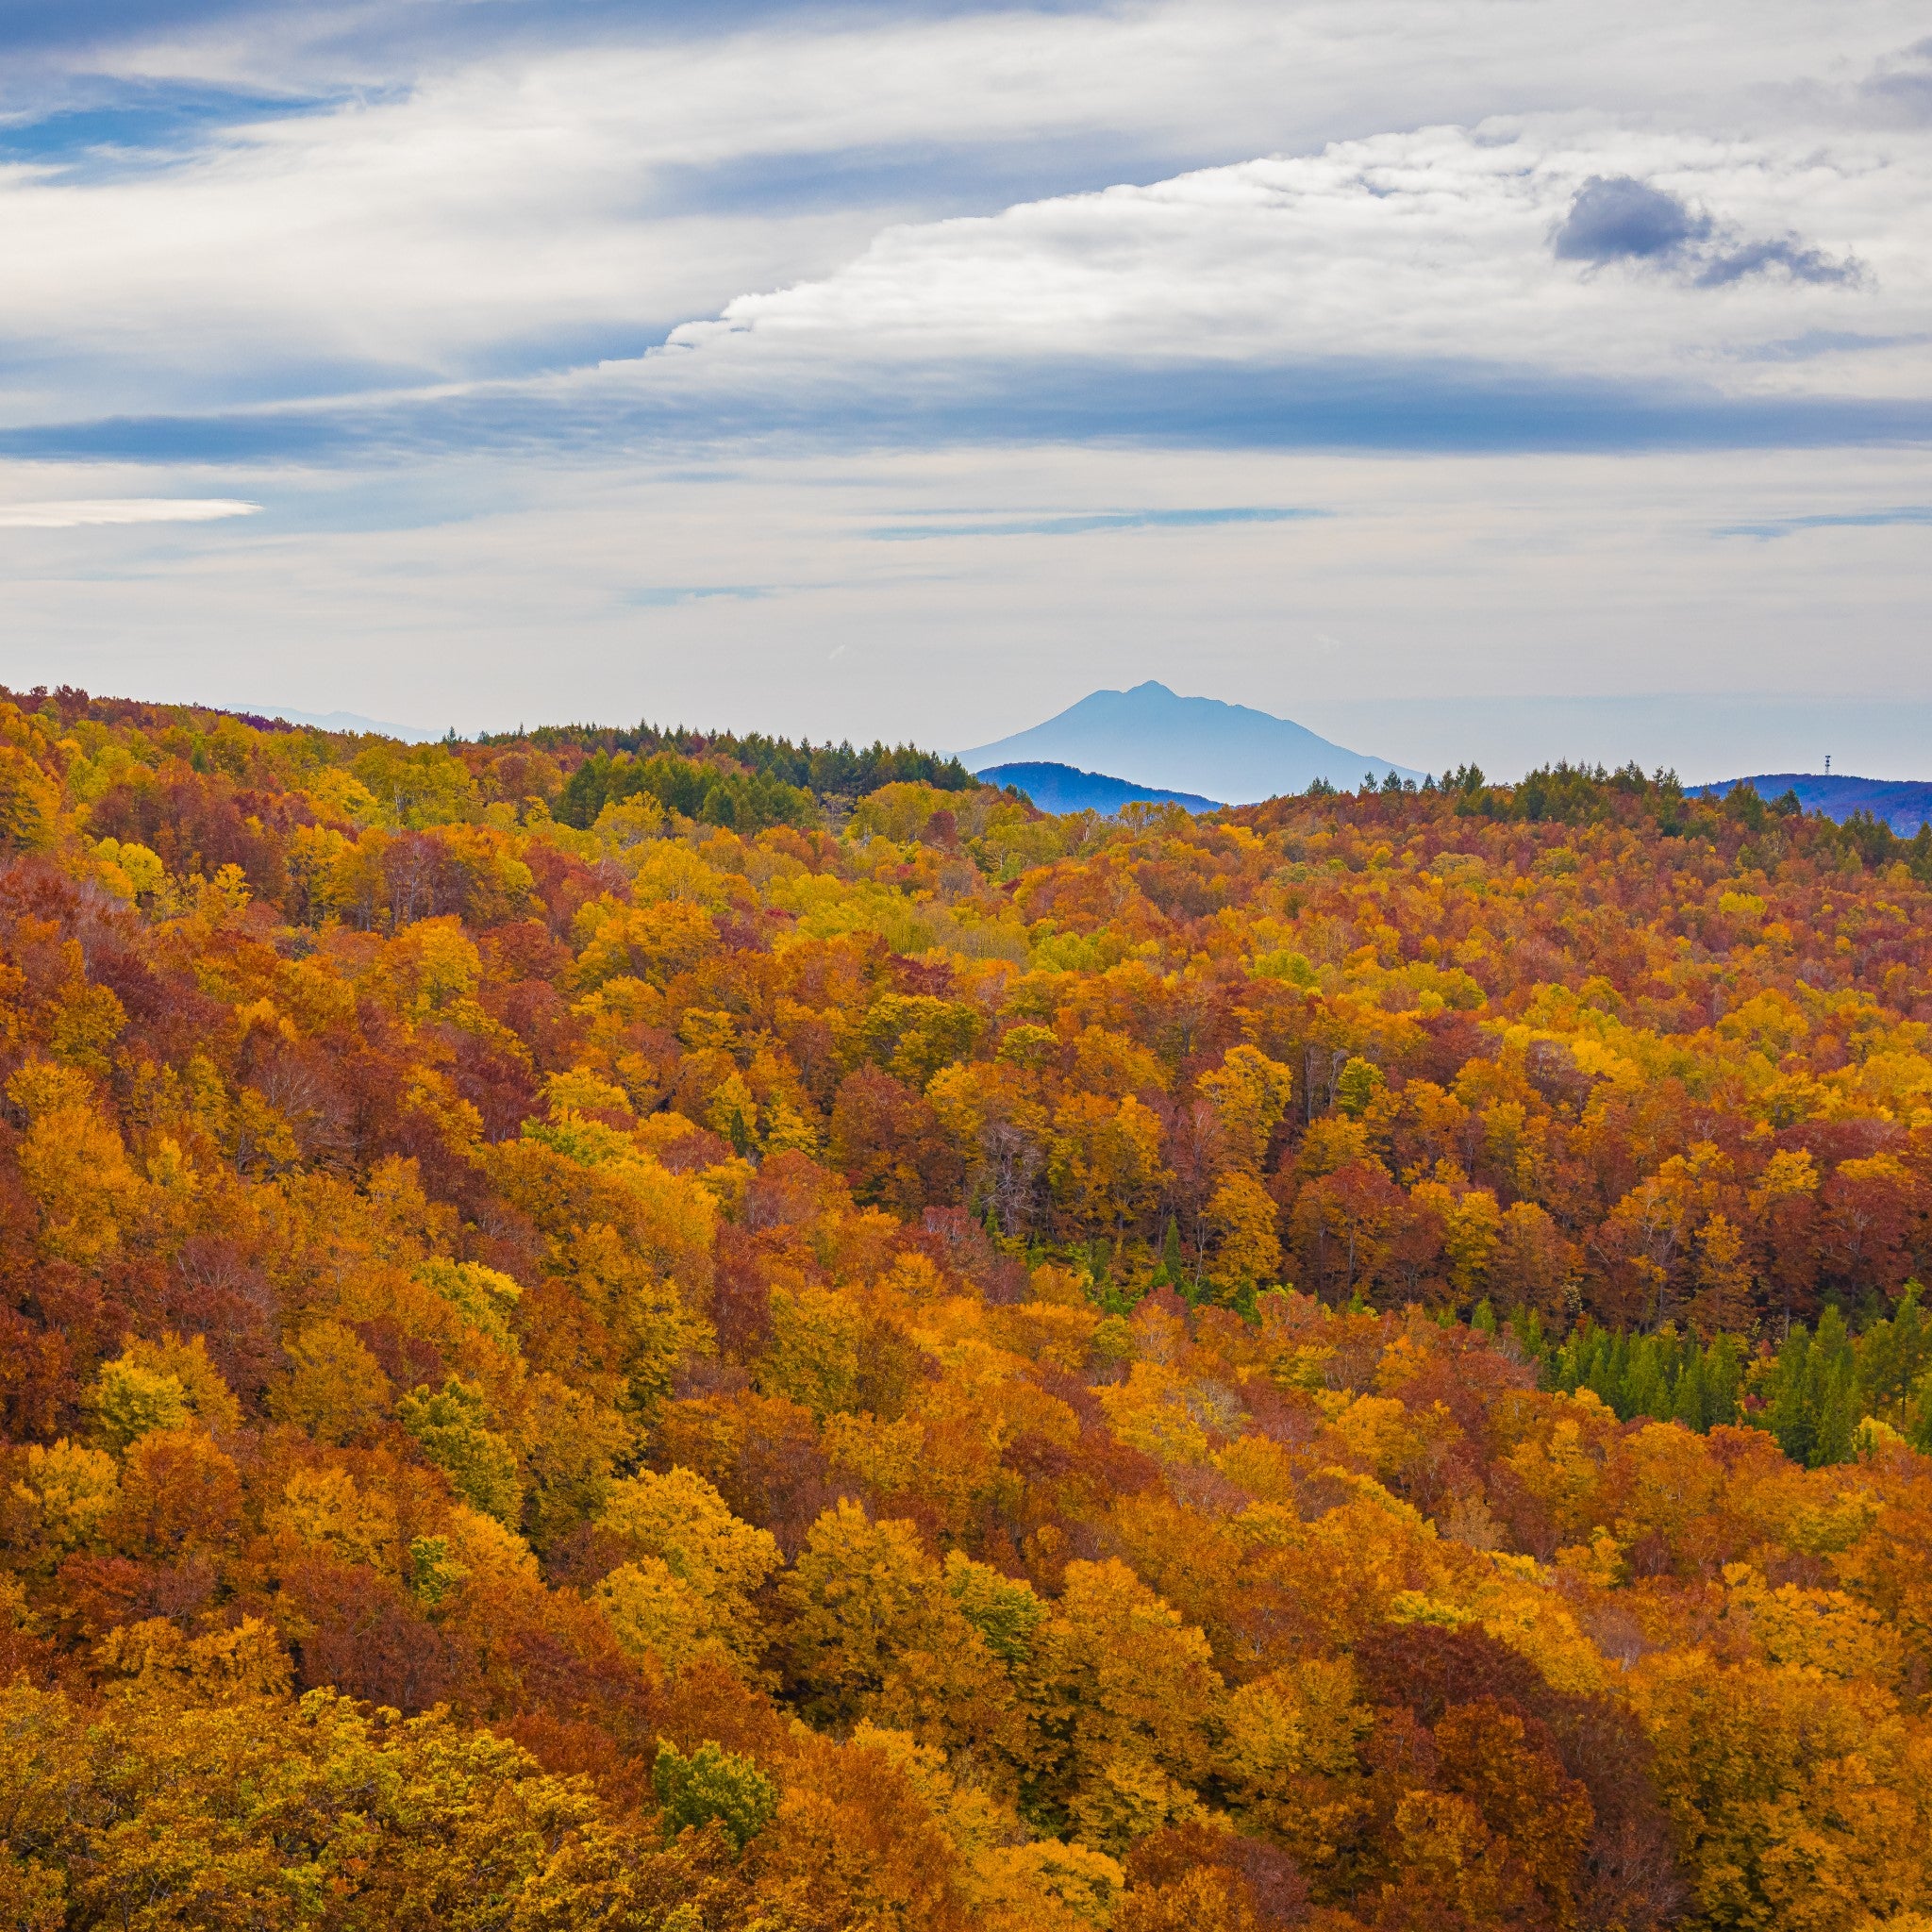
[5,684,1932,1929]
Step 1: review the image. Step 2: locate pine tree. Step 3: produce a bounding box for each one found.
[1703,1334,1742,1426]
[1813,1354,1860,1467]
[1625,1334,1675,1422]
[1906,1369,1932,1453]
[1857,1281,1929,1422]
[1766,1323,1816,1465]
[1672,1349,1707,1430]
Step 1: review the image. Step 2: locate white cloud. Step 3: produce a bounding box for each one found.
[0,1,1924,413]
[0,497,259,526]
[660,120,1924,396]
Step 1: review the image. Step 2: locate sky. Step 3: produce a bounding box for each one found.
[0,0,1927,778]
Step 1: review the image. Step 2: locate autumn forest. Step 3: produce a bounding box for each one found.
[6,685,1932,1932]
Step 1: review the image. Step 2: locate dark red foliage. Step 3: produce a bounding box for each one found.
[276,1552,464,1713]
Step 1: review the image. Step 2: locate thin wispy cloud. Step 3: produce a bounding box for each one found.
[624,584,773,605]
[869,507,1326,540]
[0,496,259,526]
[1715,506,1932,539]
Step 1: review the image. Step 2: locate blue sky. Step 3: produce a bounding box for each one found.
[0,0,1927,774]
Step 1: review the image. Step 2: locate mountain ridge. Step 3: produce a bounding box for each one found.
[958,679,1420,804]
[975,759,1223,815]
[1700,772,1932,837]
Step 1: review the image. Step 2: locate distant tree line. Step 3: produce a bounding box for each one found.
[499,722,975,813]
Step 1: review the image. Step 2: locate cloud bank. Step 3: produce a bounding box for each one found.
[659,124,1908,401]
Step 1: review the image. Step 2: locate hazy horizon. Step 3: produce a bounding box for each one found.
[189,681,1932,790]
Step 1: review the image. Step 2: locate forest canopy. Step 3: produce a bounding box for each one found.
[4,683,1932,1930]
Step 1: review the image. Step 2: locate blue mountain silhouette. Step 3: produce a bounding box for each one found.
[976,760,1223,815]
[959,681,1419,805]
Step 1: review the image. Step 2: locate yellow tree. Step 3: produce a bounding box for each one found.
[1206,1173,1284,1298]
[779,1500,1023,1770]
[1196,1046,1295,1174]
[1048,1091,1168,1238]
[1027,1557,1225,1850]
[594,1467,779,1674]
[1630,1649,1932,1931]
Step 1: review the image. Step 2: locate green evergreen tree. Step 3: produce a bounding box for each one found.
[1625,1335,1670,1421]
[1814,1353,1860,1467]
[1589,1330,1626,1414]
[1766,1323,1816,1465]
[1671,1348,1707,1430]
[1857,1281,1929,1422]
[1703,1334,1742,1426]
[1510,1305,1548,1372]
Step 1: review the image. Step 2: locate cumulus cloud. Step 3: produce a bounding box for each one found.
[1551,173,1858,288]
[0,496,258,526]
[0,113,1907,468]
[1553,175,1708,261]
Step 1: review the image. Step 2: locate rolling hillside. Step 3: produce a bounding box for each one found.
[1702,772,1932,836]
[975,759,1223,814]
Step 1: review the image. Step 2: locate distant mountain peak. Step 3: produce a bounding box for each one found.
[958,682,1418,806]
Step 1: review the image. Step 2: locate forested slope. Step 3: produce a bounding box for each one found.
[3,689,1932,1929]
